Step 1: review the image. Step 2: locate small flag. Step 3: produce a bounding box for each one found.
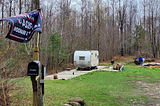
[0,9,42,43]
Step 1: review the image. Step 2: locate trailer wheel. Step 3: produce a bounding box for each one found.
[90,67,93,70]
[77,67,80,70]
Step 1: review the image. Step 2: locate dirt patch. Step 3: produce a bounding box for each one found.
[135,81,160,98]
[133,80,160,106]
[127,75,152,79]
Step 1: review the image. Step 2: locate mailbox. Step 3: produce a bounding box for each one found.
[27,61,39,76]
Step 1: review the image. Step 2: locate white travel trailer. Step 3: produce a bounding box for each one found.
[74,50,99,70]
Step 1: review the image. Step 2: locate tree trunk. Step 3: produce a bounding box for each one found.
[58,1,64,66]
[1,0,4,33]
[19,0,21,14]
[97,0,100,52]
[9,0,12,48]
[151,10,156,58]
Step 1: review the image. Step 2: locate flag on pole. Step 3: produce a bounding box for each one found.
[0,9,42,43]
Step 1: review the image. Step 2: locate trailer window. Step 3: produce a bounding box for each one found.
[79,56,85,60]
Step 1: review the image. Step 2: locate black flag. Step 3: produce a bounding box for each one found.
[0,9,42,43]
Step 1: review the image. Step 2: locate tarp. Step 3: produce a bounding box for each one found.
[139,57,143,62]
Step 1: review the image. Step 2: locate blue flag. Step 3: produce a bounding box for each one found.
[0,9,42,43]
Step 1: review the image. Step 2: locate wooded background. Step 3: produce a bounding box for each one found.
[0,0,160,105]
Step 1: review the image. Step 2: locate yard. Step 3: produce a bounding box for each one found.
[10,56,160,106]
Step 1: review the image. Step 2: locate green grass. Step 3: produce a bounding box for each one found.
[10,62,160,106]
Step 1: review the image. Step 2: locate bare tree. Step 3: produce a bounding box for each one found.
[19,0,21,14]
[0,0,4,33]
[118,0,127,56]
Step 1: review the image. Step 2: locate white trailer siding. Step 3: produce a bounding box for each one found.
[74,50,99,69]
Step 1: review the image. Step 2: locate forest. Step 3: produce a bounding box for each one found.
[0,0,160,79]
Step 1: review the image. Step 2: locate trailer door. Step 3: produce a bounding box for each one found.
[79,56,86,67]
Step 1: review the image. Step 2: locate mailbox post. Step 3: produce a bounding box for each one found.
[27,45,43,106]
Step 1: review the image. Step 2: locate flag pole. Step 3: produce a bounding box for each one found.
[37,32,39,47]
[33,32,39,61]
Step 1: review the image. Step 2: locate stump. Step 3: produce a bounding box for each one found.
[68,97,85,106]
[54,75,58,79]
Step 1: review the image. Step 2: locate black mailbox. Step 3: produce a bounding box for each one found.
[27,62,39,76]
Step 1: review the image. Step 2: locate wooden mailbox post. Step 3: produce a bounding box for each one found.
[27,33,44,106]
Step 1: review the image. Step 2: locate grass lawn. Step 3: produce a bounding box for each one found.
[10,61,160,106]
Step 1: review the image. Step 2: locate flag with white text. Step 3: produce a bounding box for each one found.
[0,9,42,43]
